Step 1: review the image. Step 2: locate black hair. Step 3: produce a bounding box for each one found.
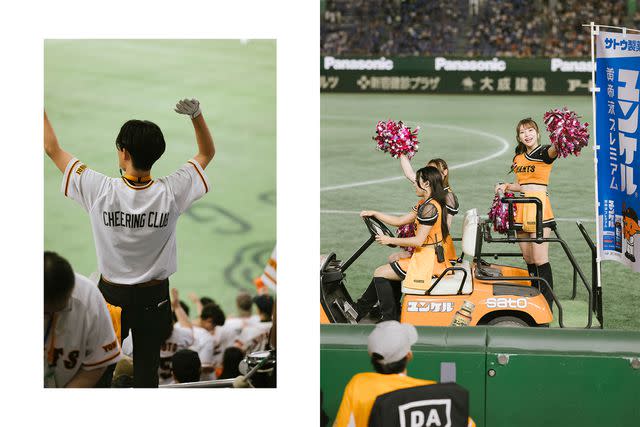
[200,297,214,306]
[201,302,226,326]
[218,347,246,380]
[44,251,75,304]
[370,353,409,375]
[254,295,274,321]
[115,120,166,171]
[415,166,450,240]
[172,349,201,383]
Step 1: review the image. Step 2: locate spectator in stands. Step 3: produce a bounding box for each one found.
[172,349,202,384]
[225,291,260,336]
[190,302,236,380]
[218,347,246,380]
[322,0,627,59]
[235,295,275,354]
[333,321,473,427]
[187,292,215,327]
[254,294,274,322]
[44,251,121,388]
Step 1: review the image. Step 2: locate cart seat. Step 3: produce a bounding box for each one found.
[461,208,479,258]
[402,260,472,296]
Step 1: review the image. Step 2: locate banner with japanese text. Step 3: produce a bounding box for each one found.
[320,56,592,94]
[596,31,640,272]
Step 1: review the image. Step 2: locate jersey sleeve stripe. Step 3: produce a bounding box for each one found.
[188,160,209,193]
[64,160,81,197]
[82,350,120,368]
[417,214,437,222]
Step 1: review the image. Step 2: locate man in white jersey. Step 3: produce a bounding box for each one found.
[44,252,121,387]
[44,98,214,387]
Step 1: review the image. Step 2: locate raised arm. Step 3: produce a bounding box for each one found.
[171,288,192,329]
[44,111,73,174]
[399,153,416,183]
[174,99,215,170]
[360,210,416,227]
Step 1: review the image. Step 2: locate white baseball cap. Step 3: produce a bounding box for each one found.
[367,321,418,364]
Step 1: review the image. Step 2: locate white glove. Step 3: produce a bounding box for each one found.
[174,98,201,119]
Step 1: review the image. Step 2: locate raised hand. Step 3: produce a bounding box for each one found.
[174,98,202,119]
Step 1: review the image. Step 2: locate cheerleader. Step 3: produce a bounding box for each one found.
[495,117,558,309]
[389,155,459,263]
[355,166,452,321]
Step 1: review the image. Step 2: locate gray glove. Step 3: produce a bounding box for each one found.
[174,98,201,119]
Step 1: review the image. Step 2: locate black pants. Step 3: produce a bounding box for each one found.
[98,278,171,388]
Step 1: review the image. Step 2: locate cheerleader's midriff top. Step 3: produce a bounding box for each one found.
[512,145,556,185]
[512,144,557,228]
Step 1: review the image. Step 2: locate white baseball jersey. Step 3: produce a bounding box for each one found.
[235,321,272,354]
[61,158,210,284]
[224,315,260,336]
[121,324,194,385]
[44,273,121,387]
[189,324,238,375]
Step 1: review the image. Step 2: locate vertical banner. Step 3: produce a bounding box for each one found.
[596,30,640,272]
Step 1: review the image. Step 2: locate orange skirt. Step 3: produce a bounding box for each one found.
[390,250,452,280]
[513,192,555,231]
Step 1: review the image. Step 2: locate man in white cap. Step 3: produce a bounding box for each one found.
[333,321,435,427]
[333,321,476,427]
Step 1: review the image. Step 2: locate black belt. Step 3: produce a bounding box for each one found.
[100,276,167,288]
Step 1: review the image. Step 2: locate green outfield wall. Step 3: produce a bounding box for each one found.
[321,325,640,427]
[320,57,592,95]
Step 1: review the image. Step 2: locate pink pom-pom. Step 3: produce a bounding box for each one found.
[372,120,421,159]
[543,108,590,158]
[397,223,416,253]
[488,192,516,234]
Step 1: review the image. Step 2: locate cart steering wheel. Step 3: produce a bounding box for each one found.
[362,216,397,248]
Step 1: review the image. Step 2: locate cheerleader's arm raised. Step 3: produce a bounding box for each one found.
[400,153,416,183]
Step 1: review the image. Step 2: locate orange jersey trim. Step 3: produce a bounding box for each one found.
[268,258,277,269]
[64,160,81,197]
[188,160,209,193]
[83,351,120,368]
[263,271,276,284]
[121,177,154,190]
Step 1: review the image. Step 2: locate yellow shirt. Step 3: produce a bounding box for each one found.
[333,372,476,427]
[334,372,435,427]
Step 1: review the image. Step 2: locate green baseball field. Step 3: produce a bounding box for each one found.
[44,40,276,312]
[321,93,640,330]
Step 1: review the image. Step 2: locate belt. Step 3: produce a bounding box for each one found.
[100,276,167,288]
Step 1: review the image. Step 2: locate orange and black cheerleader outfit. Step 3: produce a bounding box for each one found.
[391,198,452,279]
[511,145,557,231]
